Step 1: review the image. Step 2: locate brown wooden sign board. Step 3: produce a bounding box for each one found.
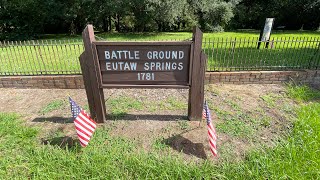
[80,25,206,123]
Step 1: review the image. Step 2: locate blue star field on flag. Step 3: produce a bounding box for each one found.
[69,97,82,119]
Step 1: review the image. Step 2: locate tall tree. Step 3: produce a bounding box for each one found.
[0,0,46,40]
[148,0,187,31]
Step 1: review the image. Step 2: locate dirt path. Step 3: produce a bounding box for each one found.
[0,84,297,162]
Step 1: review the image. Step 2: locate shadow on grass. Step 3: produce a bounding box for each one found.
[163,134,207,159]
[106,113,188,121]
[32,117,73,123]
[41,136,81,150]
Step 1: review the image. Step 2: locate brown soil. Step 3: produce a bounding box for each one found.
[0,84,297,162]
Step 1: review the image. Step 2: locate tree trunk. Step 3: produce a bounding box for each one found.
[70,21,76,35]
[109,16,112,32]
[115,15,120,32]
[102,18,108,32]
[157,22,162,32]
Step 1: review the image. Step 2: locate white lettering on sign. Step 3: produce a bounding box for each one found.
[105,50,140,60]
[104,49,187,81]
[143,62,183,71]
[105,62,137,70]
[146,51,184,60]
[137,72,155,80]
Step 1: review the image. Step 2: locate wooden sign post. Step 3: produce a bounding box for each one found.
[80,25,206,123]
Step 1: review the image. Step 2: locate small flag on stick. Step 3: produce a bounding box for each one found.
[69,97,96,147]
[203,101,217,156]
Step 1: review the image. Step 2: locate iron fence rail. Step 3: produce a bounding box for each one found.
[0,37,319,76]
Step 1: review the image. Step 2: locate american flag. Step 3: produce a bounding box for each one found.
[69,97,82,119]
[69,97,96,147]
[203,101,217,156]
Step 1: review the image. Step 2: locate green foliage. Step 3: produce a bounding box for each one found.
[0,113,38,177]
[39,100,65,114]
[1,0,320,40]
[232,102,320,179]
[286,83,320,102]
[0,0,241,40]
[217,118,255,138]
[107,96,143,119]
[203,1,235,31]
[165,97,187,110]
[231,0,320,30]
[260,93,277,107]
[177,120,190,130]
[152,136,169,150]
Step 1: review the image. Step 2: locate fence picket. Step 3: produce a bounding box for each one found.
[239,38,246,70]
[289,37,299,69]
[305,37,319,69]
[0,42,4,75]
[61,40,69,74]
[222,37,228,71]
[247,37,255,70]
[313,38,320,69]
[311,38,320,69]
[304,37,317,69]
[12,41,22,74]
[210,39,216,71]
[296,37,307,69]
[215,38,220,71]
[5,41,16,75]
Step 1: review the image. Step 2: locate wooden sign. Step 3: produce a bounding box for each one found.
[94,41,192,86]
[80,25,206,123]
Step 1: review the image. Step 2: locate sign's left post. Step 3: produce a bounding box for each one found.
[80,25,106,123]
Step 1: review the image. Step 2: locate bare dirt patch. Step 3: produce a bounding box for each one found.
[0,84,297,162]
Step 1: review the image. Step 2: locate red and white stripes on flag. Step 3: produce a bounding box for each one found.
[69,97,96,147]
[203,101,217,156]
[74,110,97,147]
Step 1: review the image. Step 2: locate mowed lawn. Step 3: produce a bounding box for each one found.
[0,84,319,179]
[0,30,319,75]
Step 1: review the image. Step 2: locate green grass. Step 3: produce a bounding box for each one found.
[159,97,187,110]
[217,117,255,138]
[1,83,320,178]
[0,112,220,179]
[40,30,320,41]
[286,83,320,102]
[260,93,278,107]
[39,100,65,114]
[233,102,320,179]
[1,30,319,75]
[106,96,143,119]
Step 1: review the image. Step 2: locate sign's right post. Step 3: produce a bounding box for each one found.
[188,27,207,121]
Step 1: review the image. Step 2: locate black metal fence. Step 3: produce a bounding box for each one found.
[203,37,320,71]
[0,37,319,76]
[0,40,83,75]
